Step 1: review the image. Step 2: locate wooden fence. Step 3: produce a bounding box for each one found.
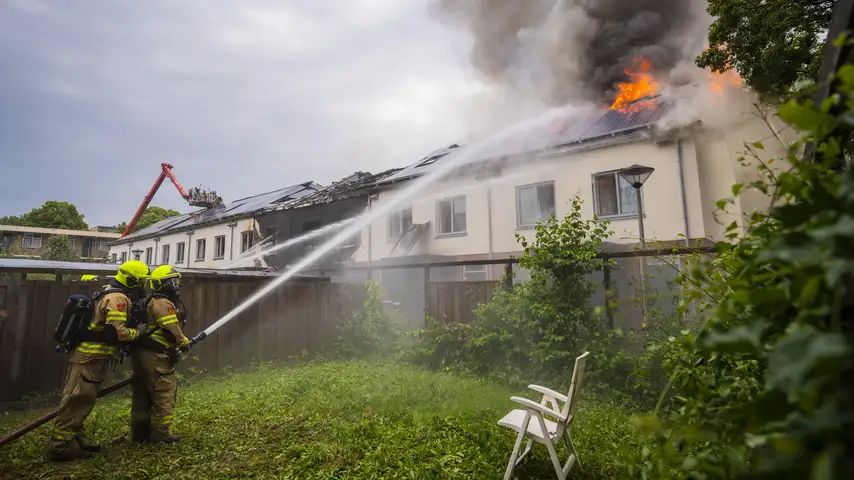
[0,274,365,402]
[425,281,499,324]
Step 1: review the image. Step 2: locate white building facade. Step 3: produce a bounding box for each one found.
[107,183,319,268]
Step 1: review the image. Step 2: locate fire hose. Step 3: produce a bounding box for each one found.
[0,332,206,449]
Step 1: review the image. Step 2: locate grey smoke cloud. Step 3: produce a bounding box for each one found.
[438,0,709,104]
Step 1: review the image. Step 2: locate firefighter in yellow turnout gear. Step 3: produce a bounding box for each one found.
[48,260,149,461]
[131,265,190,443]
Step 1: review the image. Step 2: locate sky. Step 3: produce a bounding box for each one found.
[0,0,484,226]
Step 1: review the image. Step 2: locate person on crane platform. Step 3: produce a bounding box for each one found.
[130,264,190,444]
[48,260,149,462]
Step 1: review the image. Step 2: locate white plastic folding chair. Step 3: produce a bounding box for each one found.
[497,352,590,480]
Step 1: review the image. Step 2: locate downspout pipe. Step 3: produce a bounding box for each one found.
[228,221,237,261]
[676,138,691,247]
[486,183,494,277]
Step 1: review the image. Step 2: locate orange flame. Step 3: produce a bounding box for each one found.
[708,69,742,95]
[610,57,660,110]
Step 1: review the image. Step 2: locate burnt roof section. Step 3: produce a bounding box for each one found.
[269,168,403,210]
[114,182,321,243]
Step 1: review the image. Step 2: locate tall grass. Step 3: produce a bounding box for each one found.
[0,361,636,479]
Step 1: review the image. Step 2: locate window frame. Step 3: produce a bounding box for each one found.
[195,238,206,261]
[241,231,255,253]
[111,253,118,263]
[175,242,185,264]
[462,264,488,281]
[161,244,170,264]
[388,206,413,241]
[591,170,644,219]
[120,251,127,263]
[515,181,556,229]
[145,247,153,264]
[214,235,226,260]
[435,196,467,237]
[22,233,42,249]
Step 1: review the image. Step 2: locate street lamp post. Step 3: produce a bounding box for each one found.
[131,249,143,261]
[619,165,654,326]
[618,164,655,248]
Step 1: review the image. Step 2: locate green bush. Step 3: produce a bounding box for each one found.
[408,197,622,388]
[617,61,854,478]
[332,281,398,359]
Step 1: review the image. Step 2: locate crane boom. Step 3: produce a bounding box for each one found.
[120,163,221,238]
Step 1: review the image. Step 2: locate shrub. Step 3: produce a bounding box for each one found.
[332,281,397,358]
[618,62,854,478]
[408,196,623,389]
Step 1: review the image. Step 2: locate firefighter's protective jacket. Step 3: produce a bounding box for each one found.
[146,296,189,348]
[75,291,140,358]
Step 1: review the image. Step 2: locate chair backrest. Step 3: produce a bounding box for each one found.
[560,352,590,419]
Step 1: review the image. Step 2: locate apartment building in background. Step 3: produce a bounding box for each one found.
[0,225,119,261]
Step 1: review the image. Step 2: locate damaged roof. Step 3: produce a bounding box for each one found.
[113,99,675,241]
[268,168,403,210]
[114,182,321,243]
[378,99,674,185]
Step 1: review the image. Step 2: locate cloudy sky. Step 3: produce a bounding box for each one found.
[0,0,485,226]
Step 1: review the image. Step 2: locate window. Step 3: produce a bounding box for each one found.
[437,196,466,235]
[176,242,185,263]
[463,264,488,281]
[22,234,42,249]
[111,253,118,263]
[214,235,226,259]
[120,251,127,263]
[516,181,556,228]
[99,239,109,250]
[241,231,255,253]
[196,238,206,261]
[162,244,170,264]
[592,171,639,217]
[68,237,76,249]
[145,247,153,264]
[388,207,413,240]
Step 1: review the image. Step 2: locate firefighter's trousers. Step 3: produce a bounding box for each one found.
[130,348,177,441]
[49,352,110,454]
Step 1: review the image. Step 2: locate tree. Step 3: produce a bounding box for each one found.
[115,206,181,234]
[0,215,25,226]
[697,0,833,101]
[44,235,79,261]
[19,201,88,230]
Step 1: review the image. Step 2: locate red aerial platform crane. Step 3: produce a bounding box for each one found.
[120,163,221,237]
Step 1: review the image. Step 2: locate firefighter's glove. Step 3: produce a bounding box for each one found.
[135,323,149,337]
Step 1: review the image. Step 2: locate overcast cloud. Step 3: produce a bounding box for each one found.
[0,0,479,225]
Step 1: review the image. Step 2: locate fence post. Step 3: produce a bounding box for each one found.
[503,262,513,290]
[423,266,430,325]
[603,255,614,329]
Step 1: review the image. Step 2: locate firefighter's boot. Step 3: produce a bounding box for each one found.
[48,441,92,462]
[150,430,181,444]
[76,434,102,453]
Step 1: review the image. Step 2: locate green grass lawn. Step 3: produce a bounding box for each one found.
[0,362,634,479]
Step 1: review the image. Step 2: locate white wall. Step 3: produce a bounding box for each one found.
[354,138,711,264]
[108,218,257,269]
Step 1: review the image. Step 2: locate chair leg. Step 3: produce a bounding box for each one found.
[504,411,531,480]
[565,430,581,471]
[515,439,533,467]
[536,416,566,480]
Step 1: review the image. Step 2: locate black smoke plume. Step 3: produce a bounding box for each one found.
[438,0,708,104]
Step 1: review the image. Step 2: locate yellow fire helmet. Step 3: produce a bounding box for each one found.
[115,260,150,289]
[80,274,99,282]
[149,264,182,292]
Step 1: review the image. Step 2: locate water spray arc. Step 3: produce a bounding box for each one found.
[225,218,356,268]
[190,105,580,343]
